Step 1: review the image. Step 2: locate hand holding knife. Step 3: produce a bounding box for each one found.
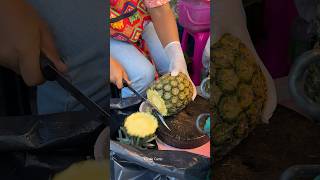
[39,53,110,125]
[122,79,171,131]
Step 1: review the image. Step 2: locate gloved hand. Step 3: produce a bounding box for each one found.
[165,41,197,100]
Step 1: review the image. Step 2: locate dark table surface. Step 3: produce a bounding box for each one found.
[213,105,320,180]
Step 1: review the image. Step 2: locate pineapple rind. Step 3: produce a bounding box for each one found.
[147,73,193,116]
[211,33,268,153]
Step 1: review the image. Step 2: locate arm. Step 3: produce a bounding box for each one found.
[110,56,129,89]
[148,3,179,47]
[148,2,197,100]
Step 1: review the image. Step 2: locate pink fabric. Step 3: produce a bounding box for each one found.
[144,0,170,8]
[156,139,210,158]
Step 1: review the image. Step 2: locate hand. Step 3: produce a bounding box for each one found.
[110,56,130,89]
[165,41,197,100]
[0,0,67,86]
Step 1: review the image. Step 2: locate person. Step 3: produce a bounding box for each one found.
[0,0,107,114]
[109,0,197,99]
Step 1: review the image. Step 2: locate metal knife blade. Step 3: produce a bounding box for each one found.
[40,56,110,125]
[122,80,171,131]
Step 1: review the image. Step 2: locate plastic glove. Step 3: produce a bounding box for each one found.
[165,41,197,100]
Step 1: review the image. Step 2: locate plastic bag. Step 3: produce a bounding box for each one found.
[0,111,105,180]
[110,98,210,180]
[110,141,210,180]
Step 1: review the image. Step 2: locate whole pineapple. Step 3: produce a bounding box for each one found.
[211,34,267,157]
[147,73,194,116]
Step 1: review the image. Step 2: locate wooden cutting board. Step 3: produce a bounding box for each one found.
[157,97,210,149]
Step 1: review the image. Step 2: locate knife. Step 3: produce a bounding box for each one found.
[122,79,171,131]
[39,54,110,125]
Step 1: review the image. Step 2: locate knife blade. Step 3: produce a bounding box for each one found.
[40,55,110,125]
[122,79,171,131]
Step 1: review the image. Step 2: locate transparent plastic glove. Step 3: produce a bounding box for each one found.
[165,41,197,100]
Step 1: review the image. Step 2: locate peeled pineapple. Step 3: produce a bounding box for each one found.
[147,73,194,116]
[211,34,267,153]
[53,160,108,180]
[124,112,158,138]
[118,112,158,149]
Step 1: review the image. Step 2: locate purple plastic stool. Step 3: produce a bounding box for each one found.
[177,0,210,85]
[181,29,210,86]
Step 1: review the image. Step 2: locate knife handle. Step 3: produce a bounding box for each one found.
[40,53,57,81]
[122,79,129,88]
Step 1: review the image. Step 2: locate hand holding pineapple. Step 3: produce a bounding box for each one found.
[165,41,197,101]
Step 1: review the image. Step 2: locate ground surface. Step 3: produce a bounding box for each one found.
[213,105,320,180]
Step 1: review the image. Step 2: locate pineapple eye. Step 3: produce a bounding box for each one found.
[164,84,171,91]
[172,88,179,96]
[156,84,163,90]
[178,92,186,100]
[157,90,163,96]
[171,97,178,104]
[164,92,171,100]
[170,80,178,87]
[178,84,185,91]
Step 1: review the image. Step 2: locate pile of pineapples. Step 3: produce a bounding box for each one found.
[211,34,268,158]
[305,51,320,103]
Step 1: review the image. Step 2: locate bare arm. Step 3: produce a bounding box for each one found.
[110,56,129,89]
[148,3,179,47]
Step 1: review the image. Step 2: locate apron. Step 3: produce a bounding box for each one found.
[110,0,158,79]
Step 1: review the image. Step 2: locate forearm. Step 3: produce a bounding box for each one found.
[148,3,179,47]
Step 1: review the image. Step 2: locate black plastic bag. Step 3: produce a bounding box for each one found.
[0,111,106,180]
[110,141,210,180]
[110,98,210,180]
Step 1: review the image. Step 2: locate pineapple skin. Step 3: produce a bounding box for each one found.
[211,34,268,155]
[147,73,194,116]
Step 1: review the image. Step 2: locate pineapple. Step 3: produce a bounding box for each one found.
[147,73,194,116]
[304,60,320,103]
[118,112,158,149]
[211,34,267,156]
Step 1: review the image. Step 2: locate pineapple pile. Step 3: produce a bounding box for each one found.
[304,59,320,103]
[211,34,267,158]
[118,112,158,150]
[147,73,194,116]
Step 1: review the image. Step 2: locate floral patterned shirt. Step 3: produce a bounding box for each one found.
[144,0,170,8]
